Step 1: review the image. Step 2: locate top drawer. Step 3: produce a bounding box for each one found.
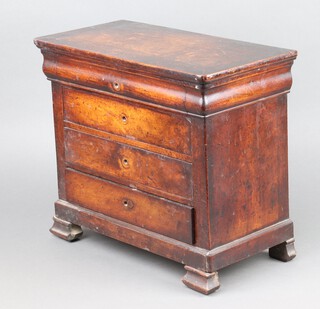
[63,88,191,155]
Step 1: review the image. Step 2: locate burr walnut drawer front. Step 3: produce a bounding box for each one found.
[64,128,193,200]
[63,87,191,155]
[65,169,194,244]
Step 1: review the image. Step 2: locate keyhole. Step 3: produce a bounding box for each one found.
[121,114,128,124]
[122,157,129,168]
[113,81,120,91]
[122,199,133,210]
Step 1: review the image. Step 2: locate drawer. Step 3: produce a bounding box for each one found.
[64,128,192,200]
[63,87,191,155]
[65,169,194,244]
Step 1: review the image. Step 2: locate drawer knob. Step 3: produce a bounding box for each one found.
[121,157,130,168]
[122,199,134,210]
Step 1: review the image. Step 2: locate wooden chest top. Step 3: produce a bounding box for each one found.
[34,20,296,83]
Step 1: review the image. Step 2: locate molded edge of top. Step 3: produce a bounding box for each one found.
[34,20,297,85]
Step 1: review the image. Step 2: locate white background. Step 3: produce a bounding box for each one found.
[1,1,319,308]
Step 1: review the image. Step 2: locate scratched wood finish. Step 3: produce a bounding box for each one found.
[34,20,296,83]
[65,169,193,244]
[64,128,193,201]
[34,21,296,115]
[207,94,289,248]
[35,20,297,294]
[54,199,294,273]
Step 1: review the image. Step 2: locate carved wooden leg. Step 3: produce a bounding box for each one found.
[182,265,220,295]
[50,216,83,241]
[269,238,296,262]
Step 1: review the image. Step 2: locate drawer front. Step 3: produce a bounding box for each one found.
[65,129,192,200]
[63,87,191,154]
[65,169,194,244]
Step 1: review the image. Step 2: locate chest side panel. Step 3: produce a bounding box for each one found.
[207,94,289,248]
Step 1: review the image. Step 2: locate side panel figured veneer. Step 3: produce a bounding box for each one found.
[207,95,289,248]
[65,169,194,244]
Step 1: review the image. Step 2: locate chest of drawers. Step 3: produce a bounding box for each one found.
[35,20,297,294]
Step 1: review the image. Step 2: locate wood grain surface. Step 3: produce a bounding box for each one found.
[34,20,296,83]
[35,20,297,294]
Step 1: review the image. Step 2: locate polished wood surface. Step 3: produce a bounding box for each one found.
[35,20,297,295]
[34,21,296,115]
[63,87,191,153]
[54,200,294,272]
[65,169,193,243]
[207,94,289,248]
[64,129,192,201]
[34,20,296,83]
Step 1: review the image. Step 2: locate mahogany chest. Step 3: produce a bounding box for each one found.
[34,20,297,294]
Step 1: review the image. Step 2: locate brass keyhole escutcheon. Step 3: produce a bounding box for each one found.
[122,199,134,210]
[113,81,121,91]
[122,157,130,168]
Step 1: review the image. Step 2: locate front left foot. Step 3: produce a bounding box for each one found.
[50,216,83,241]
